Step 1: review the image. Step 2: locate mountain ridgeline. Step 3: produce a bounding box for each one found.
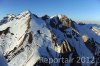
[0,11,100,66]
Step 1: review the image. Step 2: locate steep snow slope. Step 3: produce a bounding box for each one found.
[0,46,8,66]
[0,11,100,66]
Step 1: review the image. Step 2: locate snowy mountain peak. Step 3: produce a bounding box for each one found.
[16,10,31,19]
[20,10,31,15]
[7,14,16,18]
[0,11,100,66]
[57,14,69,19]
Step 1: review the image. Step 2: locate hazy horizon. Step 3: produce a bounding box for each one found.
[0,0,100,23]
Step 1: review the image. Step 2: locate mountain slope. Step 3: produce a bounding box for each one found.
[0,11,100,66]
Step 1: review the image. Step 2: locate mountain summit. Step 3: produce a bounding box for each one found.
[0,11,100,66]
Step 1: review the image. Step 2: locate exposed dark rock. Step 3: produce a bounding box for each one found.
[78,22,85,25]
[34,58,51,66]
[11,33,14,35]
[25,16,31,32]
[0,27,10,35]
[0,11,100,66]
[28,32,33,44]
[60,40,73,53]
[70,50,82,66]
[37,30,42,34]
[33,14,39,18]
[50,19,57,28]
[85,38,96,55]
[51,34,57,46]
[3,27,10,35]
[0,31,3,35]
[41,15,49,21]
[49,15,76,33]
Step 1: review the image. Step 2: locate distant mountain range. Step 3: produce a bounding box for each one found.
[0,11,100,66]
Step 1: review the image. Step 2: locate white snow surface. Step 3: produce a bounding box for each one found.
[0,11,100,66]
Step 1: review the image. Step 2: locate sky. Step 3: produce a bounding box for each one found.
[0,0,100,23]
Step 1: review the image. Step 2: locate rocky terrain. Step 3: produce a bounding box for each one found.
[0,11,100,66]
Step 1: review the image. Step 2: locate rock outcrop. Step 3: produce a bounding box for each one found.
[0,11,100,66]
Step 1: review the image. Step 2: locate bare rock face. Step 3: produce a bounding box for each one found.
[82,35,89,42]
[49,14,76,33]
[0,11,100,66]
[92,26,100,35]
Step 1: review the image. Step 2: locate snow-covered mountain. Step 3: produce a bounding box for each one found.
[0,11,100,66]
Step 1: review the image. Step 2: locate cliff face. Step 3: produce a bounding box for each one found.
[0,11,100,66]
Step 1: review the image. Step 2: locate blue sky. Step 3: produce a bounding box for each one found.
[0,0,100,23]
